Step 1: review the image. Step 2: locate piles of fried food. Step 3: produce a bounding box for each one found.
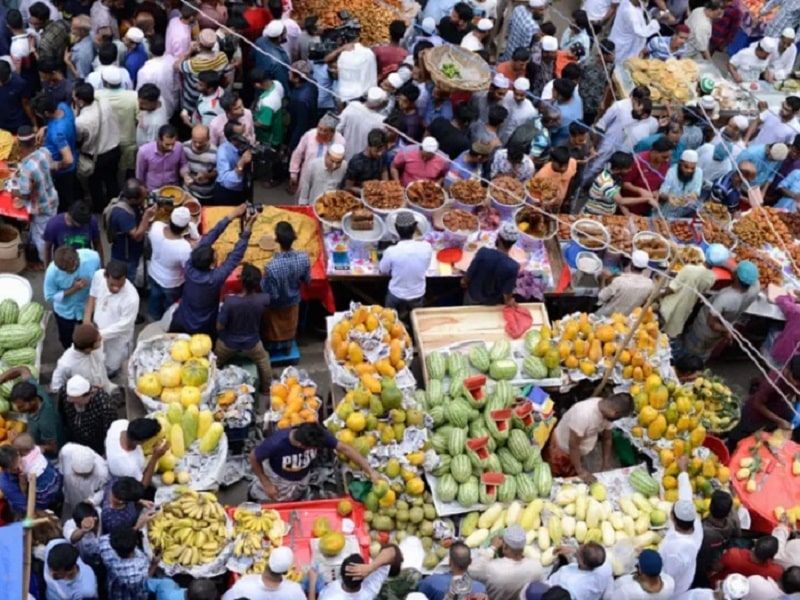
[489,176,525,206]
[733,246,784,287]
[572,220,607,249]
[515,206,555,238]
[442,208,479,232]
[676,246,704,268]
[349,208,375,231]
[315,191,362,223]
[778,212,800,238]
[362,180,405,211]
[558,215,594,240]
[604,216,633,254]
[634,233,669,261]
[698,202,732,227]
[292,0,410,46]
[702,220,735,247]
[731,207,793,248]
[449,179,487,205]
[526,177,560,202]
[407,180,445,209]
[624,57,699,103]
[671,220,696,243]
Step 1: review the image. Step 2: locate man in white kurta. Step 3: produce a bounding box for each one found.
[83,263,140,377]
[609,0,660,65]
[547,543,614,600]
[767,29,799,81]
[336,88,389,161]
[58,443,109,517]
[658,462,704,596]
[51,324,115,393]
[499,78,539,144]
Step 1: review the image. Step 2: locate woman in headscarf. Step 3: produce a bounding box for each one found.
[287,112,346,193]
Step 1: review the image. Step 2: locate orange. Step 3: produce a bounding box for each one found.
[277,418,291,429]
[271,383,288,399]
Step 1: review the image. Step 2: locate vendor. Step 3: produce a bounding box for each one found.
[705,161,758,216]
[596,250,654,317]
[248,422,380,502]
[728,38,776,83]
[543,393,633,483]
[656,149,704,219]
[461,223,521,307]
[766,28,798,82]
[3,367,64,458]
[104,418,168,488]
[726,355,800,451]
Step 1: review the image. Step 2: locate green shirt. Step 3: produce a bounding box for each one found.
[25,378,64,457]
[254,83,285,148]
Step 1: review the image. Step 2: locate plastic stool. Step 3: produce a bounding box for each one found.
[269,340,301,366]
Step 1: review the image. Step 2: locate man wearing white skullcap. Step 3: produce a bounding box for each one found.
[737,141,790,187]
[256,20,290,95]
[766,28,800,82]
[390,136,449,186]
[597,249,654,317]
[609,0,660,64]
[530,36,558,97]
[460,18,494,51]
[499,77,537,144]
[462,222,521,306]
[729,38,775,83]
[58,443,109,515]
[222,546,307,599]
[657,148,704,218]
[122,27,147,84]
[410,17,445,53]
[337,87,389,161]
[297,142,348,205]
[289,113,346,193]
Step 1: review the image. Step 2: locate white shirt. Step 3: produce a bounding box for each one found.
[221,576,307,600]
[88,270,139,343]
[602,573,676,598]
[105,419,146,480]
[584,0,620,21]
[499,92,539,144]
[21,0,62,24]
[136,104,170,146]
[75,98,121,156]
[379,240,433,300]
[137,57,179,117]
[752,110,800,145]
[685,7,713,57]
[51,347,114,393]
[89,0,118,39]
[461,32,485,51]
[741,575,783,600]
[86,67,133,91]
[44,539,98,600]
[658,472,704,596]
[730,46,770,81]
[609,0,661,64]
[58,443,109,513]
[147,221,192,289]
[337,44,378,102]
[469,554,544,600]
[336,102,387,161]
[319,566,390,599]
[541,80,581,102]
[468,0,498,18]
[768,39,799,80]
[547,560,614,600]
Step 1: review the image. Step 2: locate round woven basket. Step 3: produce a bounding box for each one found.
[422,45,492,92]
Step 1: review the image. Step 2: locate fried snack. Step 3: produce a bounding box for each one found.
[315,190,361,223]
[733,246,784,287]
[676,246,704,267]
[442,208,479,232]
[407,181,445,209]
[624,57,700,103]
[489,176,525,206]
[349,208,375,231]
[652,217,670,239]
[732,218,766,248]
[450,179,487,205]
[516,206,555,238]
[526,177,559,202]
[208,205,322,268]
[291,0,409,46]
[778,212,800,238]
[362,180,405,210]
[703,220,736,246]
[670,220,695,243]
[634,233,669,261]
[573,220,607,249]
[559,215,596,240]
[606,223,633,253]
[698,202,731,227]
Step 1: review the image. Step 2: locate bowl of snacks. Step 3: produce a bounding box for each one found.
[570,219,609,252]
[436,207,479,243]
[526,177,561,211]
[697,202,732,229]
[386,209,431,240]
[342,209,387,243]
[701,220,737,249]
[514,205,557,241]
[633,231,671,265]
[406,180,447,217]
[489,175,525,216]
[314,190,363,229]
[674,245,704,271]
[361,180,407,215]
[449,179,487,211]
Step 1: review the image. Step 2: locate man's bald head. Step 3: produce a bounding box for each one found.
[191,125,210,151]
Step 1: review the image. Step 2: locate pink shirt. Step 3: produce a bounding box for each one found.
[208,109,256,147]
[289,128,346,176]
[771,294,800,364]
[391,148,450,187]
[165,17,192,59]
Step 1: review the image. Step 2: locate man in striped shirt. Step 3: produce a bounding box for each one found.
[583,151,642,215]
[182,125,217,202]
[175,28,230,123]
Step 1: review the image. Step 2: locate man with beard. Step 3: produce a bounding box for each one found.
[580,39,616,125]
[499,78,537,144]
[58,375,115,456]
[470,74,510,124]
[745,96,800,146]
[737,142,789,189]
[766,28,798,82]
[438,2,474,44]
[530,35,557,98]
[657,149,704,218]
[501,0,546,61]
[609,0,660,65]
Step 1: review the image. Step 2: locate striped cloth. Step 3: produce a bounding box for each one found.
[182,140,217,201]
[583,169,621,215]
[179,52,230,115]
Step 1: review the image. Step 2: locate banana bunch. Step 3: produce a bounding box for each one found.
[233,507,283,535]
[233,531,265,557]
[147,490,230,567]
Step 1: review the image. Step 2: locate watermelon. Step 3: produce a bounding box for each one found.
[535,463,553,498]
[523,355,548,379]
[508,429,532,462]
[438,474,458,502]
[489,340,511,361]
[516,473,538,502]
[17,302,43,325]
[426,352,447,381]
[497,474,517,503]
[448,427,467,457]
[0,299,19,325]
[490,359,518,380]
[450,454,472,483]
[2,347,36,367]
[629,470,660,496]
[0,324,42,349]
[469,344,491,373]
[457,476,480,507]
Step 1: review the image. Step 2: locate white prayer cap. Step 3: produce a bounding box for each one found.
[680,149,699,163]
[529,0,547,7]
[541,35,558,51]
[386,72,404,89]
[268,547,293,574]
[477,18,493,32]
[783,27,796,39]
[731,115,749,131]
[759,37,778,53]
[514,77,530,91]
[124,27,144,43]
[421,137,439,153]
[721,574,750,600]
[421,17,436,34]
[100,65,123,85]
[631,250,649,269]
[170,206,192,228]
[366,87,388,105]
[492,73,510,88]
[66,375,91,397]
[71,446,96,475]
[328,143,345,159]
[264,20,285,38]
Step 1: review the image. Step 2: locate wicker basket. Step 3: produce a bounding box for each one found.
[422,45,492,92]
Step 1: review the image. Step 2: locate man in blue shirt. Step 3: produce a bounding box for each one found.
[122,26,147,86]
[255,20,290,95]
[705,161,757,214]
[418,542,487,600]
[0,61,33,133]
[737,142,789,188]
[31,93,78,210]
[44,540,99,600]
[170,203,253,339]
[106,179,157,283]
[213,121,253,205]
[462,222,521,306]
[286,60,318,151]
[44,246,101,349]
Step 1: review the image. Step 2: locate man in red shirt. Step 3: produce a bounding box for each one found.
[390,137,450,186]
[621,137,673,215]
[242,0,271,41]
[717,535,784,584]
[373,21,408,82]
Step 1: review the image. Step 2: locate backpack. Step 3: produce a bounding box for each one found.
[102,197,136,244]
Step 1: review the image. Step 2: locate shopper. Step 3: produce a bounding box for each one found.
[547,542,614,600]
[602,549,674,598]
[58,375,116,457]
[2,367,63,457]
[51,324,114,393]
[596,250,654,317]
[58,443,109,517]
[42,201,104,267]
[462,223,521,306]
[104,417,167,486]
[418,542,487,600]
[469,526,544,600]
[221,547,306,600]
[146,207,193,321]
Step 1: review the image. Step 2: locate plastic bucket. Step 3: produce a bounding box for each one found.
[703,435,730,466]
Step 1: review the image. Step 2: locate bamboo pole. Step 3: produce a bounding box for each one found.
[22,472,37,600]
[592,256,679,396]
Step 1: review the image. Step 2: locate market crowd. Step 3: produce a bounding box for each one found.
[4,0,800,597]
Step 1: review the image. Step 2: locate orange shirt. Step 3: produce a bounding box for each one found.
[496,61,523,88]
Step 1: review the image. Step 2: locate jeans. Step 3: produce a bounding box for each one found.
[385,291,424,327]
[147,277,182,321]
[54,313,82,349]
[87,146,121,213]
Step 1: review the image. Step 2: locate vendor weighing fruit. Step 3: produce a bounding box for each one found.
[543,393,633,483]
[249,422,380,502]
